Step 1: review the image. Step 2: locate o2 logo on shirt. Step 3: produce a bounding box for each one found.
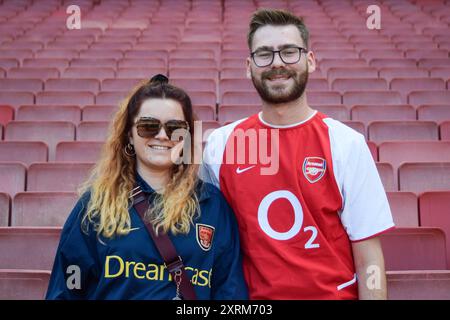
[303,157,326,183]
[257,190,320,249]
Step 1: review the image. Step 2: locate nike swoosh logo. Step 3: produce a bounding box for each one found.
[129,227,141,232]
[236,165,256,174]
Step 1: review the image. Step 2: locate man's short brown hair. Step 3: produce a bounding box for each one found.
[247,8,309,51]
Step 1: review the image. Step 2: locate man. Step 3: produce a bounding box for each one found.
[200,9,394,300]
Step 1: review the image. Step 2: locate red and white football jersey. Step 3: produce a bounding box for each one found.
[200,111,395,300]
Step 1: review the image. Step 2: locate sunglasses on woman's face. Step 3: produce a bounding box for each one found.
[135,117,190,140]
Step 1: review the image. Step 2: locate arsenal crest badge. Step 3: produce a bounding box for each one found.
[196,224,215,251]
[302,157,327,183]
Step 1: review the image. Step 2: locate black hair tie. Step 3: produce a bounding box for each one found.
[149,74,169,84]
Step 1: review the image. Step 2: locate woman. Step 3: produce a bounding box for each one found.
[46,75,248,300]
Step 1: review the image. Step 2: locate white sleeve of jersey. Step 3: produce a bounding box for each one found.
[199,119,247,190]
[324,118,395,241]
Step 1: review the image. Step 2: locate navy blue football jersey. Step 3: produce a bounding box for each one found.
[46,174,248,300]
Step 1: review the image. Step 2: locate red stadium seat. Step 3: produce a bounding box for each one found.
[22,58,70,73]
[201,121,221,142]
[387,271,450,300]
[36,92,95,107]
[0,141,48,166]
[308,91,342,105]
[0,58,19,71]
[219,79,255,95]
[12,192,78,227]
[376,162,397,192]
[219,105,260,123]
[0,105,14,126]
[332,78,388,94]
[0,227,61,270]
[35,49,79,60]
[82,105,117,122]
[5,121,75,161]
[169,68,219,82]
[380,228,448,270]
[379,67,429,82]
[101,78,143,91]
[343,90,403,107]
[0,193,10,226]
[418,58,450,68]
[399,162,450,193]
[55,141,103,162]
[62,67,115,81]
[76,121,109,142]
[169,58,217,69]
[0,79,43,93]
[386,192,419,227]
[95,92,128,106]
[391,78,446,103]
[369,58,417,68]
[45,79,100,94]
[318,59,368,74]
[189,91,217,106]
[327,67,378,84]
[315,105,349,121]
[442,122,450,141]
[221,91,259,105]
[27,162,93,192]
[7,67,59,81]
[17,105,81,124]
[220,68,247,80]
[0,92,34,109]
[379,141,450,172]
[408,91,450,107]
[193,105,215,121]
[367,141,377,161]
[0,270,51,300]
[116,67,167,79]
[430,67,450,81]
[69,58,117,69]
[419,192,450,267]
[171,79,216,92]
[418,105,450,124]
[351,105,416,124]
[118,58,166,69]
[0,163,26,197]
[342,121,366,139]
[79,49,123,60]
[368,121,439,144]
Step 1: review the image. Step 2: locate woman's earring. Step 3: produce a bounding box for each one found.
[124,143,136,156]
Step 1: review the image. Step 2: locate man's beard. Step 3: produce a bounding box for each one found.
[251,65,309,104]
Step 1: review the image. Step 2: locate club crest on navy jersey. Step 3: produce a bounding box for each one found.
[302,157,327,183]
[196,224,215,251]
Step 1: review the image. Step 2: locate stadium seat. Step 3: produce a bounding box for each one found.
[387,270,450,300]
[327,67,378,84]
[101,78,143,92]
[0,270,51,300]
[201,121,221,142]
[430,67,450,81]
[380,228,447,270]
[0,162,26,197]
[17,105,81,124]
[219,79,255,95]
[189,91,217,106]
[0,141,48,166]
[367,141,377,161]
[399,162,450,194]
[193,105,215,121]
[369,58,417,68]
[379,141,450,172]
[79,49,123,60]
[69,58,117,69]
[332,78,388,94]
[376,162,397,192]
[95,92,128,106]
[171,79,216,92]
[308,91,342,105]
[0,79,43,93]
[220,68,247,80]
[386,192,419,227]
[351,105,416,124]
[0,227,61,270]
[342,121,366,139]
[408,91,450,107]
[0,92,34,109]
[170,68,219,83]
[379,67,429,83]
[118,58,166,69]
[62,67,115,81]
[36,92,94,107]
[55,141,103,163]
[0,193,10,226]
[418,58,450,69]
[419,191,450,267]
[315,105,349,121]
[442,122,450,141]
[12,192,78,227]
[218,105,260,123]
[390,78,446,103]
[0,105,14,126]
[116,67,167,79]
[368,121,439,144]
[318,59,368,74]
[7,67,59,81]
[27,162,93,192]
[45,79,100,94]
[418,105,450,124]
[343,91,402,107]
[22,58,70,73]
[169,58,217,69]
[76,121,109,142]
[82,105,117,122]
[5,121,75,161]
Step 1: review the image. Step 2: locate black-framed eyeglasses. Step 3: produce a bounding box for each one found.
[135,117,190,141]
[251,46,307,67]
